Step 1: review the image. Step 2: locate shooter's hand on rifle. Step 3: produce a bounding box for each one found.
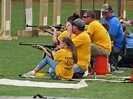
[50,26,57,32]
[60,26,67,32]
[37,45,46,50]
[54,45,61,51]
[37,45,53,58]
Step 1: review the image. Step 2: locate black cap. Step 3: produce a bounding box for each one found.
[71,18,85,29]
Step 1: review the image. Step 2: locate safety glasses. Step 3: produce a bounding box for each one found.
[82,16,89,18]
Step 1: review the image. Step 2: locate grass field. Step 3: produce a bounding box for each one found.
[0,1,133,99]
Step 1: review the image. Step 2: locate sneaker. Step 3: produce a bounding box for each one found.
[21,71,35,78]
[55,76,61,80]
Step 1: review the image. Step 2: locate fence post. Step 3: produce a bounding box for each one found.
[0,0,11,38]
[24,0,33,30]
[119,0,126,20]
[74,0,80,14]
[40,0,48,26]
[53,0,61,25]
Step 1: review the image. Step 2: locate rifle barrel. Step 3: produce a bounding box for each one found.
[19,42,56,49]
[26,24,62,30]
[26,24,39,27]
[19,42,34,46]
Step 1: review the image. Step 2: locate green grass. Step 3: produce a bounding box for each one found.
[0,1,133,99]
[0,82,132,99]
[1,1,133,35]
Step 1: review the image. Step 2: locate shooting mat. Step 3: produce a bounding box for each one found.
[0,78,88,89]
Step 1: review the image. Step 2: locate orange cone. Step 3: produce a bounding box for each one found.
[130,70,133,82]
[91,56,109,75]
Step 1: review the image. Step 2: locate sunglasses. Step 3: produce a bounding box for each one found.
[82,16,89,18]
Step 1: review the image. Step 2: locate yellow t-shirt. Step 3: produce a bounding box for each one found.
[87,20,111,52]
[58,30,76,41]
[72,31,91,70]
[53,49,74,80]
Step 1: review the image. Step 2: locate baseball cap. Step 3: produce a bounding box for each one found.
[71,18,85,29]
[100,3,112,12]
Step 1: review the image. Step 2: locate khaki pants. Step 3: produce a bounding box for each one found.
[91,43,110,56]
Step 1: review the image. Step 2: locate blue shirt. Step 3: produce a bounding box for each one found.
[126,33,133,48]
[102,14,124,51]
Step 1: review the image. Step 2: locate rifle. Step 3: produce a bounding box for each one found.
[26,24,62,36]
[39,24,62,31]
[26,24,62,29]
[19,42,56,58]
[26,24,53,35]
[26,24,62,31]
[19,42,56,50]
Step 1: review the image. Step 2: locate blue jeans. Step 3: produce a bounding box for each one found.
[48,68,56,79]
[74,64,85,74]
[37,56,58,79]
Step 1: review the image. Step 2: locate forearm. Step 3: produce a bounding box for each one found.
[123,21,131,26]
[120,20,132,26]
[42,48,52,57]
[52,33,58,45]
[51,27,58,45]
[66,22,72,37]
[38,45,52,57]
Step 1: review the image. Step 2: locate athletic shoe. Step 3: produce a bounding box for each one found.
[21,71,35,78]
